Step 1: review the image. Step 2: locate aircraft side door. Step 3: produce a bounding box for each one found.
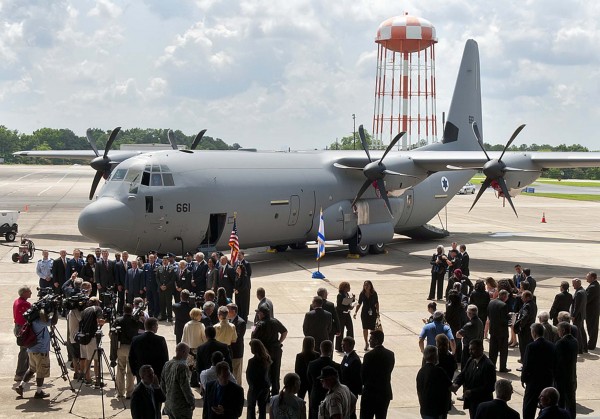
[144,195,168,233]
[288,195,300,226]
[397,189,414,226]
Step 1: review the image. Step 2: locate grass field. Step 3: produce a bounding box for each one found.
[521,192,600,202]
[470,175,600,188]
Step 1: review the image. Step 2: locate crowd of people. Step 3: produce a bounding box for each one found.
[418,242,599,419]
[13,247,397,419]
[12,242,599,418]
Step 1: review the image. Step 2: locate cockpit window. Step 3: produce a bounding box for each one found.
[110,168,127,181]
[139,161,175,187]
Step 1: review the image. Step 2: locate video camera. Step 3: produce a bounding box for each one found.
[100,286,117,323]
[63,293,90,311]
[23,289,62,322]
[189,291,205,308]
[132,302,146,318]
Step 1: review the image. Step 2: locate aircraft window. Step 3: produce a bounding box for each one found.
[125,169,141,182]
[160,164,170,172]
[145,164,151,171]
[163,173,174,186]
[151,164,161,173]
[110,169,127,181]
[141,171,150,186]
[151,173,163,186]
[145,196,153,213]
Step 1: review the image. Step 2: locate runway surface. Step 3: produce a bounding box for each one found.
[1,164,600,418]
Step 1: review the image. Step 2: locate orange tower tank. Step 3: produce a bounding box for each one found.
[373,14,438,150]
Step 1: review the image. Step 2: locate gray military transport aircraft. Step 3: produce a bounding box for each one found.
[19,39,600,256]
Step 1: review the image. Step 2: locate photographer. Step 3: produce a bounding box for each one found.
[133,297,148,334]
[15,303,59,398]
[66,280,89,381]
[13,285,32,382]
[112,304,144,399]
[429,245,450,301]
[79,297,106,387]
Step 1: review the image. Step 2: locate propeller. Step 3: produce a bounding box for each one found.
[446,121,527,217]
[167,130,178,150]
[334,125,415,217]
[191,129,207,150]
[88,127,121,200]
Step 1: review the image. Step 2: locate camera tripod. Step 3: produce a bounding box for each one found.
[69,331,125,419]
[49,325,75,393]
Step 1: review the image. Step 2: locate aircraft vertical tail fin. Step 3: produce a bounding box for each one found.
[434,39,483,152]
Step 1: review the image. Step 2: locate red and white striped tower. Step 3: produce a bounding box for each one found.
[373,14,438,150]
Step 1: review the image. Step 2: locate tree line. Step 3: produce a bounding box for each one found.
[0,126,239,165]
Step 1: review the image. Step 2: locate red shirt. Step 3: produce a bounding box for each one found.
[13,297,31,326]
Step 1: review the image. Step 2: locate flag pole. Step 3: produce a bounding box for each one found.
[312,208,325,279]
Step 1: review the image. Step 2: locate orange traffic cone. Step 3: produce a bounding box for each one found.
[24,204,29,212]
[541,212,546,223]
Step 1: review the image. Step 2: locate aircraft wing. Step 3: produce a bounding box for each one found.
[13,150,97,159]
[409,151,600,171]
[13,150,144,162]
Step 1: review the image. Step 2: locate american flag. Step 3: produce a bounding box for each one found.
[229,217,240,264]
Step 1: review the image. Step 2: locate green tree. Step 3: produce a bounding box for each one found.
[329,131,371,150]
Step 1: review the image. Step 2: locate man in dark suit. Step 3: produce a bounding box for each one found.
[361,330,395,419]
[307,340,342,419]
[571,278,588,353]
[129,317,169,381]
[416,346,452,419]
[217,255,236,298]
[452,339,496,419]
[227,303,246,385]
[474,378,519,419]
[555,322,578,418]
[172,289,193,344]
[523,268,536,294]
[95,249,116,292]
[114,251,131,314]
[514,291,537,365]
[487,290,511,372]
[191,252,209,294]
[585,271,599,350]
[51,249,70,294]
[549,281,573,326]
[340,336,362,398]
[521,323,556,419]
[303,296,333,349]
[457,304,484,369]
[130,364,166,419]
[459,244,470,277]
[317,287,340,344]
[174,260,192,303]
[537,387,571,419]
[196,325,232,375]
[67,248,84,277]
[125,259,145,304]
[203,361,244,418]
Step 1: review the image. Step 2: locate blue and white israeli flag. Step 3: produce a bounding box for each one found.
[317,208,325,261]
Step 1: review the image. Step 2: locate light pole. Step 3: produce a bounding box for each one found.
[352,113,356,150]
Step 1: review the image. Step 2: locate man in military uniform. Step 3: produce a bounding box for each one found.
[156,256,176,322]
[252,305,288,395]
[36,250,53,290]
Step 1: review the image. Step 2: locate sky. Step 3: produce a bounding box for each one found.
[1,0,599,150]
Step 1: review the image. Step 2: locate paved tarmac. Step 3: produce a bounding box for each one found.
[1,164,600,418]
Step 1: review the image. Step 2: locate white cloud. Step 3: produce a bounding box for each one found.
[1,0,600,150]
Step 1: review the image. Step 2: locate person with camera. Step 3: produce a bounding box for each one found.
[66,280,88,381]
[112,303,144,399]
[15,302,59,399]
[78,296,106,387]
[13,285,32,382]
[429,245,450,301]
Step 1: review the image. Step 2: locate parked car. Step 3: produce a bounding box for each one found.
[458,182,476,194]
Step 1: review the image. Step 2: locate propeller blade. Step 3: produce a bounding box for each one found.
[333,163,364,171]
[104,127,121,159]
[504,167,539,172]
[499,124,526,161]
[89,170,104,200]
[380,131,405,163]
[358,125,372,163]
[167,130,178,150]
[376,179,394,218]
[191,129,207,150]
[446,165,484,171]
[471,121,491,161]
[496,177,518,217]
[382,169,418,178]
[469,177,492,213]
[351,179,373,208]
[86,129,100,157]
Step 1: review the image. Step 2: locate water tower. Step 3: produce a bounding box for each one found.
[372,14,438,150]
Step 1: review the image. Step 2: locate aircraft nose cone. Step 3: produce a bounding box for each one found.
[78,198,134,244]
